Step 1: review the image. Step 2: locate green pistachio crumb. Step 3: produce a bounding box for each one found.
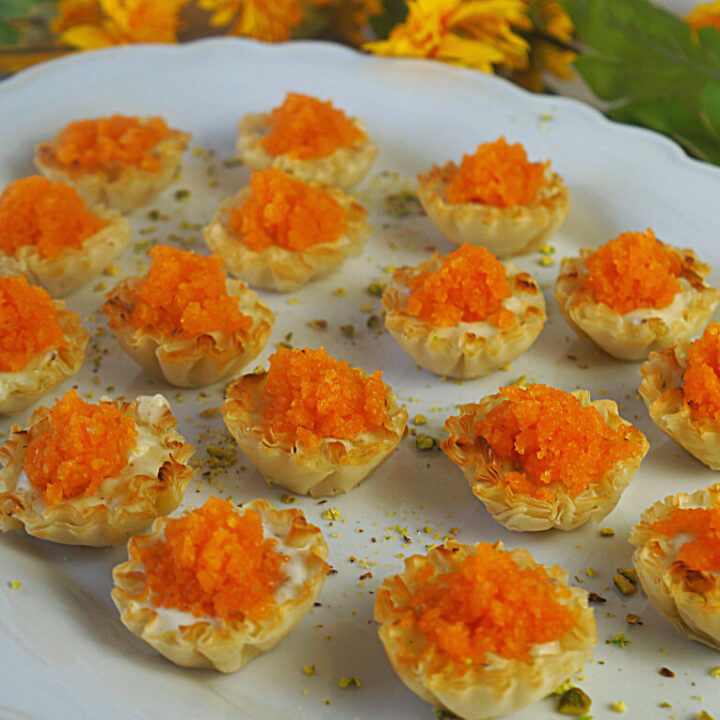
[322,508,341,521]
[553,679,574,696]
[309,319,328,331]
[511,375,527,387]
[9,580,21,590]
[413,414,427,425]
[607,633,630,648]
[617,567,638,583]
[338,676,362,688]
[280,493,297,504]
[207,446,232,459]
[415,434,438,451]
[174,189,190,201]
[557,687,592,715]
[697,712,715,720]
[366,314,381,329]
[613,574,637,596]
[611,701,627,713]
[302,664,315,676]
[710,666,720,678]
[600,527,615,537]
[383,191,423,217]
[367,282,385,297]
[222,157,243,168]
[340,324,355,338]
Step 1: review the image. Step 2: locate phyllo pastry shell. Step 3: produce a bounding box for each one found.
[111,497,329,673]
[0,175,131,297]
[443,385,648,532]
[35,114,190,213]
[375,541,596,719]
[0,393,194,546]
[554,232,719,361]
[102,245,274,387]
[222,347,408,497]
[639,323,720,469]
[237,93,377,189]
[203,169,370,292]
[0,285,88,416]
[630,484,720,651]
[382,247,546,379]
[416,138,569,257]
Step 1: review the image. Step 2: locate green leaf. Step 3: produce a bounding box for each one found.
[0,0,35,19]
[0,19,18,44]
[560,0,720,164]
[370,0,408,40]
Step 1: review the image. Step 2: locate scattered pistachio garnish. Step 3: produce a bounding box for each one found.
[510,375,527,387]
[539,256,555,267]
[366,314,381,329]
[617,567,638,583]
[416,434,439,451]
[174,189,190,201]
[340,324,355,338]
[322,508,341,521]
[626,613,641,625]
[9,580,21,590]
[383,191,423,217]
[600,527,615,537]
[697,712,715,720]
[302,665,315,676]
[280,493,297,504]
[309,319,328,331]
[611,700,627,713]
[613,573,637,596]
[367,282,385,297]
[710,666,720,678]
[557,687,591,715]
[413,414,427,425]
[338,676,362,688]
[607,633,630,648]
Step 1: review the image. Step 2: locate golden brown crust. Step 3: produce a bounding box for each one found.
[34,126,190,213]
[0,206,131,297]
[222,371,408,497]
[382,257,546,379]
[554,247,719,361]
[639,342,720,469]
[0,301,89,416]
[236,113,377,190]
[442,390,649,531]
[111,498,329,673]
[203,181,371,292]
[375,541,596,719]
[102,276,274,388]
[416,163,569,258]
[630,484,720,651]
[0,394,194,546]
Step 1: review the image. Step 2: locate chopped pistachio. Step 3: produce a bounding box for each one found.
[338,676,362,688]
[340,324,355,338]
[539,244,555,255]
[600,527,615,537]
[222,156,243,168]
[413,414,427,426]
[332,287,347,297]
[710,666,720,678]
[147,209,162,221]
[416,434,438,451]
[611,701,627,713]
[697,713,715,720]
[539,256,555,267]
[174,189,190,201]
[613,574,637,596]
[252,365,265,374]
[9,580,21,590]
[626,613,641,625]
[617,567,638,583]
[207,446,232,459]
[302,665,315,676]
[586,567,596,578]
[557,687,591,715]
[553,679,574,696]
[367,282,385,297]
[276,340,293,350]
[322,508,341,521]
[607,633,630,647]
[309,319,328,331]
[366,314,381,329]
[103,263,120,276]
[280,493,297,504]
[510,374,527,387]
[199,407,218,419]
[383,191,423,217]
[93,281,107,292]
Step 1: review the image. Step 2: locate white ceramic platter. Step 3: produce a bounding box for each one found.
[1,38,719,720]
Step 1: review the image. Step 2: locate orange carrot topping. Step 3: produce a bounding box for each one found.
[132,497,288,621]
[227,168,348,252]
[405,244,515,328]
[403,543,576,665]
[445,137,548,208]
[0,176,108,259]
[52,115,171,172]
[0,275,67,373]
[652,506,720,572]
[583,229,682,314]
[126,245,253,338]
[260,92,364,160]
[262,347,387,449]
[682,321,720,421]
[24,389,137,505]
[474,384,642,501]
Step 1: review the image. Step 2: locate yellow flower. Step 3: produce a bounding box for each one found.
[528,0,576,79]
[60,0,188,50]
[198,0,303,42]
[687,1,720,31]
[364,0,530,73]
[52,0,103,34]
[317,0,384,46]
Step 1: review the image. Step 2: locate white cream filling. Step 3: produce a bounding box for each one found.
[137,511,313,632]
[17,394,172,511]
[0,349,55,396]
[622,278,695,326]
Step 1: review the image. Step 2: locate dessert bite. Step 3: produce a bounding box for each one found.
[222,347,407,497]
[416,137,569,257]
[203,167,370,292]
[382,243,546,378]
[630,484,720,651]
[375,541,596,719]
[555,228,719,361]
[0,390,194,546]
[443,384,648,531]
[237,92,377,189]
[34,114,190,212]
[102,245,273,387]
[0,274,88,415]
[0,176,131,296]
[112,497,329,672]
[640,321,720,469]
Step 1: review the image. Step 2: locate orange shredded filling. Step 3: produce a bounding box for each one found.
[0,176,108,259]
[0,275,67,373]
[132,497,288,621]
[401,544,576,665]
[406,244,515,328]
[652,506,720,572]
[262,347,387,449]
[52,114,170,172]
[583,228,683,314]
[227,168,348,252]
[682,322,720,421]
[260,92,364,160]
[128,245,253,338]
[474,384,642,502]
[445,137,548,208]
[24,389,137,505]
